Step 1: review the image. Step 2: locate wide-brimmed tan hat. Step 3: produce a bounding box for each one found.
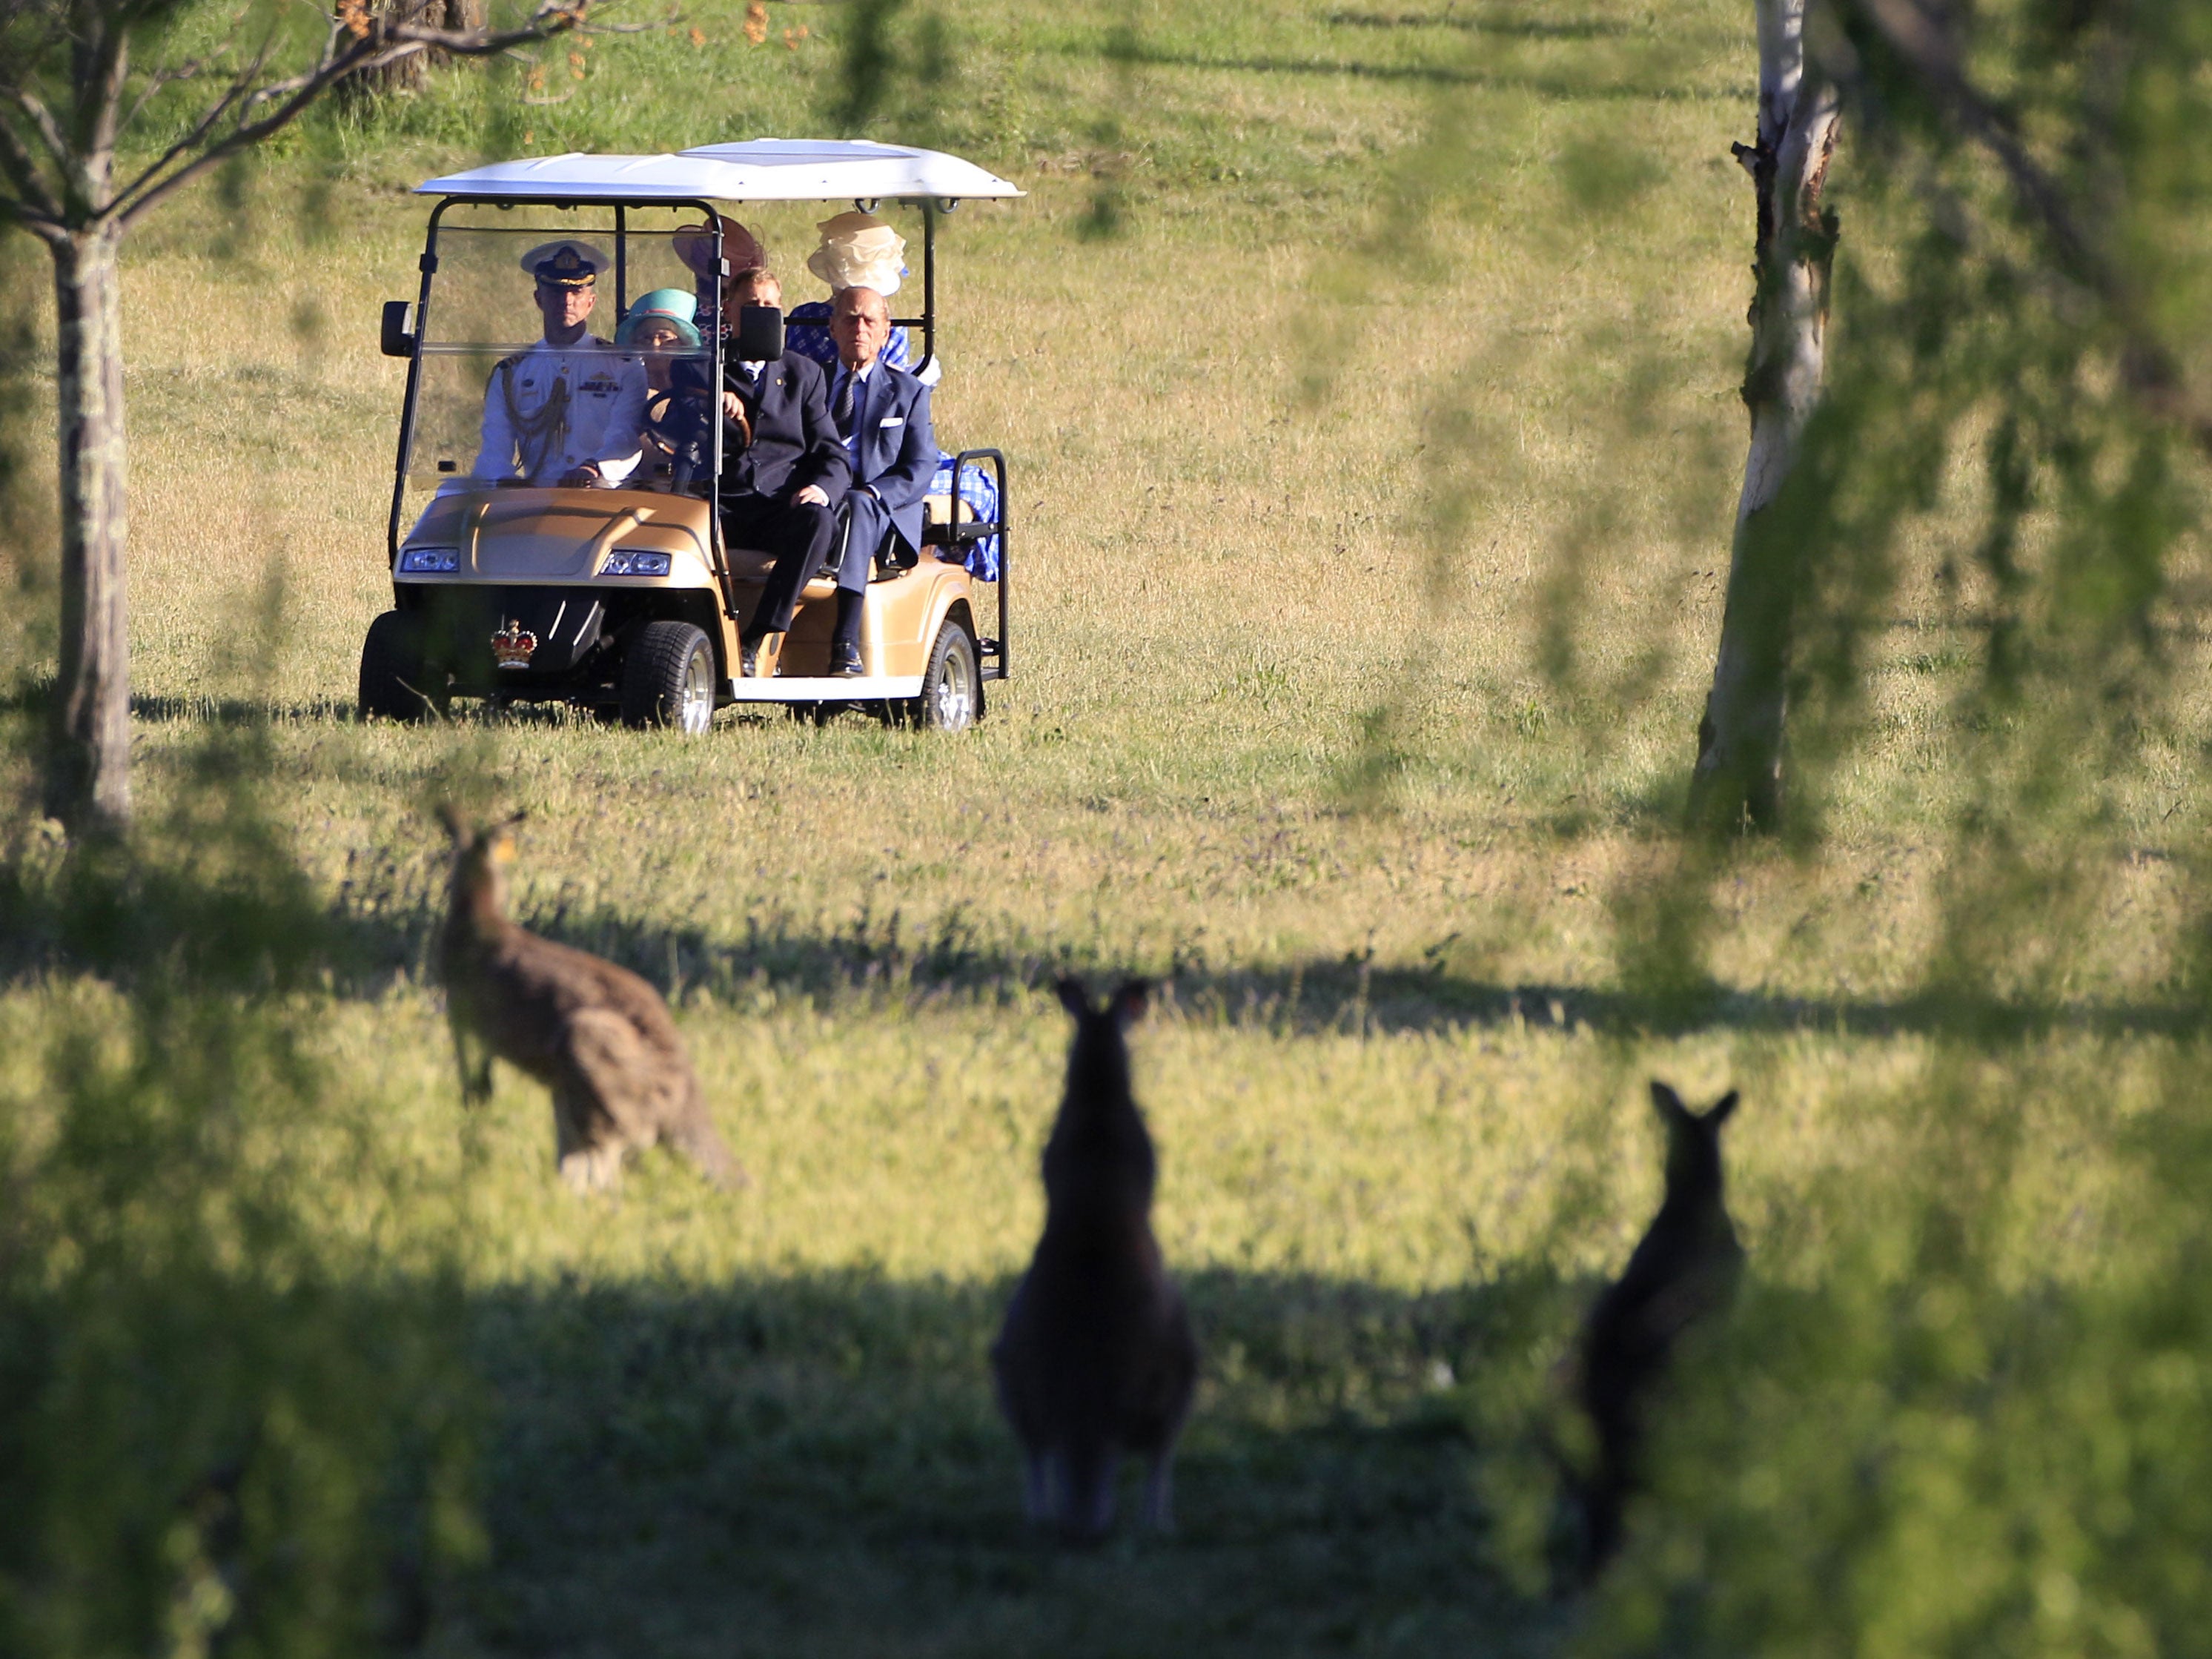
[672,213,766,279]
[804,211,905,296]
[520,239,609,288]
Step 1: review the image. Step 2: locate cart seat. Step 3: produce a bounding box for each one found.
[723,544,839,603]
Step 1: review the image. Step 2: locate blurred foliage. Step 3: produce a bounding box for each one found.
[1467,1,2212,1649]
[0,703,481,1653]
[1306,0,2212,1646]
[16,0,2212,1650]
[1560,1038,2212,1658]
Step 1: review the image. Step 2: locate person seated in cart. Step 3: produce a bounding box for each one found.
[616,288,702,391]
[784,212,935,383]
[471,239,647,488]
[819,285,939,676]
[616,288,703,483]
[712,265,852,676]
[672,212,766,342]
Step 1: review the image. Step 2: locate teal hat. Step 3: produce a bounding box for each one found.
[615,288,701,350]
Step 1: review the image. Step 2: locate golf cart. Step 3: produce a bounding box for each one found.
[360,139,1019,732]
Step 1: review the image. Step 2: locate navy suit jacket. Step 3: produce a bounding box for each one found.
[718,352,850,506]
[832,361,937,554]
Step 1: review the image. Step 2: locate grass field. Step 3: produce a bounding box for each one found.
[7,0,2212,1652]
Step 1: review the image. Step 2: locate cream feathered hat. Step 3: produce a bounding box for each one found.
[804,211,906,297]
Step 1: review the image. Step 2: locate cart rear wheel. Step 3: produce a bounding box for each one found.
[622,621,717,734]
[358,610,444,721]
[913,615,981,732]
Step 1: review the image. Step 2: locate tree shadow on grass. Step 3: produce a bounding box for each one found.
[367,896,2212,1046]
[1323,8,1638,40]
[1090,43,1750,103]
[4,788,2196,1050]
[0,1238,1587,1658]
[460,1262,1584,1659]
[5,859,2196,1050]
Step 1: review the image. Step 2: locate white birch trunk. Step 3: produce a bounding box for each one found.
[1688,0,1841,831]
[49,225,133,832]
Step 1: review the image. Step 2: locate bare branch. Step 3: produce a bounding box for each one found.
[108,28,287,217]
[1850,0,2212,460]
[0,105,63,224]
[79,13,131,168]
[1852,0,2100,283]
[114,0,587,227]
[120,56,225,137]
[1,83,72,176]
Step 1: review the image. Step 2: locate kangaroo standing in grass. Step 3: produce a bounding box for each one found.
[1571,1081,1742,1579]
[992,978,1199,1540]
[438,807,742,1193]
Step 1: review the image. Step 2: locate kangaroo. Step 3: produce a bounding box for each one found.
[991,978,1199,1541]
[1570,1081,1742,1579]
[437,807,742,1193]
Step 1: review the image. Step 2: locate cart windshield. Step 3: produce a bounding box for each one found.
[402,208,718,497]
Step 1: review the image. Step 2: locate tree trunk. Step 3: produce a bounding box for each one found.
[48,225,133,834]
[1686,0,1841,833]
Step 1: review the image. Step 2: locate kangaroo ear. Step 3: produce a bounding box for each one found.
[1112,978,1151,1027]
[1705,1090,1741,1127]
[1056,977,1092,1019]
[1649,1080,1689,1125]
[499,807,529,832]
[434,801,466,844]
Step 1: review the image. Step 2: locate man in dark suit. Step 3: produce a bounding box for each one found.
[822,285,941,677]
[715,268,851,676]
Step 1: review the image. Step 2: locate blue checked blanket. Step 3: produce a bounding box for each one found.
[930,455,1002,580]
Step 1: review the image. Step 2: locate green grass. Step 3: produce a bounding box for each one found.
[8,0,2212,1651]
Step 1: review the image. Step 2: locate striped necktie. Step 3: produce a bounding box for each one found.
[833,369,858,441]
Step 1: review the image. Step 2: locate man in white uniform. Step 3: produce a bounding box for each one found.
[472,240,647,487]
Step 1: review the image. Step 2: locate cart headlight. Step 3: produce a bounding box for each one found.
[399,546,460,573]
[602,549,672,577]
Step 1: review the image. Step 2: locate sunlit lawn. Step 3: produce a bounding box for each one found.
[7,0,2209,1649]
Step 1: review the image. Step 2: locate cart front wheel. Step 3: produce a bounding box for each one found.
[358,610,444,722]
[622,621,717,734]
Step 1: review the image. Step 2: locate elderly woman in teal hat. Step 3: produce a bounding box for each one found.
[616,288,702,391]
[617,289,708,480]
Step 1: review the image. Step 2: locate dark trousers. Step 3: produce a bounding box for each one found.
[723,493,838,638]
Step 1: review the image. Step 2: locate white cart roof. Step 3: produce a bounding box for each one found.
[415,139,1022,202]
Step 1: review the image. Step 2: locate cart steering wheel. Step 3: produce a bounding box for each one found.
[646,383,740,454]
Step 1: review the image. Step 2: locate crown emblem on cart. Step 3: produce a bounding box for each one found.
[491,620,539,668]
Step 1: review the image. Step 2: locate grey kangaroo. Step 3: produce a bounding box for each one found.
[1571,1081,1741,1578]
[992,978,1199,1540]
[439,807,742,1193]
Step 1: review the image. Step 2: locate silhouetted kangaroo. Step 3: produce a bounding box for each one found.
[992,978,1199,1540]
[438,807,741,1193]
[1571,1081,1742,1577]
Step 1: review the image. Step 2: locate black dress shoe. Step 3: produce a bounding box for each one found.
[827,641,864,678]
[738,634,764,678]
